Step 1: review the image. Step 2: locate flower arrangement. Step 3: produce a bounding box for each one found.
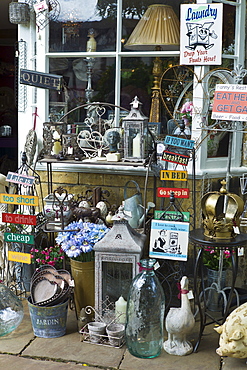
[179,101,193,125]
[55,220,109,262]
[203,246,231,271]
[31,245,65,268]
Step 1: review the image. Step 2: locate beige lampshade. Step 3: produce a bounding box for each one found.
[125,4,180,50]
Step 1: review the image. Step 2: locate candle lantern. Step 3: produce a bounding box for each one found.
[123,96,149,162]
[42,122,65,158]
[62,134,83,160]
[94,219,146,320]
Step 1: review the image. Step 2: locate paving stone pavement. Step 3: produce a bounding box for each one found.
[0,299,245,369]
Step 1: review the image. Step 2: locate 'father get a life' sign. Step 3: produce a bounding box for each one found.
[212,84,247,121]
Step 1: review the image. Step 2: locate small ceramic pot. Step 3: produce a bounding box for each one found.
[88,321,106,343]
[106,323,125,347]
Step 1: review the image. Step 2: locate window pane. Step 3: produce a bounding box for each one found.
[122,1,182,52]
[121,57,179,134]
[102,261,132,306]
[222,4,236,54]
[205,65,234,158]
[49,57,116,119]
[207,131,229,158]
[49,0,117,52]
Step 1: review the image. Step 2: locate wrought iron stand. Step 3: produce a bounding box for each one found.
[189,228,247,352]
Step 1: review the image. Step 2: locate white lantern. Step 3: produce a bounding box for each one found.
[94,219,146,319]
[123,96,149,162]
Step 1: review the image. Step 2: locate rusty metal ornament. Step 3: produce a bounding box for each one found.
[24,129,37,166]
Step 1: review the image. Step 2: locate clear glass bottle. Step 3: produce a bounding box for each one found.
[0,283,24,336]
[125,258,165,358]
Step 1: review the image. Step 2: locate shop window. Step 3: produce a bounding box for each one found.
[24,0,245,174]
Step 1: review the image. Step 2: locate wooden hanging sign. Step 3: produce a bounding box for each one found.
[164,135,195,150]
[162,151,190,166]
[154,210,190,222]
[157,187,190,198]
[160,170,188,181]
[0,194,39,206]
[20,69,63,91]
[4,233,34,245]
[2,213,37,226]
[6,172,35,186]
[8,251,31,264]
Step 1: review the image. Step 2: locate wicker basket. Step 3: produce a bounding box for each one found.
[9,1,30,24]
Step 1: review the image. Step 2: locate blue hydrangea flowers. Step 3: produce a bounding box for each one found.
[56,220,109,261]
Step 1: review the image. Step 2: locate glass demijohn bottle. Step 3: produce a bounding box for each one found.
[125,258,165,358]
[0,283,24,336]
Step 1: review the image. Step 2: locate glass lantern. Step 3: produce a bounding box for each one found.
[123,96,149,162]
[94,219,146,321]
[62,134,83,160]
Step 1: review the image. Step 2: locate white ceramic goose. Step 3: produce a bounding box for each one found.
[163,276,195,356]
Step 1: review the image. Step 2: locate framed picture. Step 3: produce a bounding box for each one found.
[149,219,189,261]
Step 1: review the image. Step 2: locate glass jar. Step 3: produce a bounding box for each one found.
[125,258,165,358]
[0,283,24,336]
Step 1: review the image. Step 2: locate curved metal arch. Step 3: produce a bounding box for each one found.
[59,102,129,123]
[159,64,199,119]
[59,102,129,158]
[199,67,234,122]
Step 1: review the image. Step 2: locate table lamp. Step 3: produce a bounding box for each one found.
[124,4,180,123]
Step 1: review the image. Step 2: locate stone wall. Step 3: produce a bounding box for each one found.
[37,170,200,226]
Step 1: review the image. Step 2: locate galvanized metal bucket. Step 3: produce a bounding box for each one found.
[27,297,68,338]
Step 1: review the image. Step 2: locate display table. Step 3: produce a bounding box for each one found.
[189,229,247,352]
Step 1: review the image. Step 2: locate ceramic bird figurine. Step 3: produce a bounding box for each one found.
[96,201,108,219]
[105,211,114,225]
[164,276,195,356]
